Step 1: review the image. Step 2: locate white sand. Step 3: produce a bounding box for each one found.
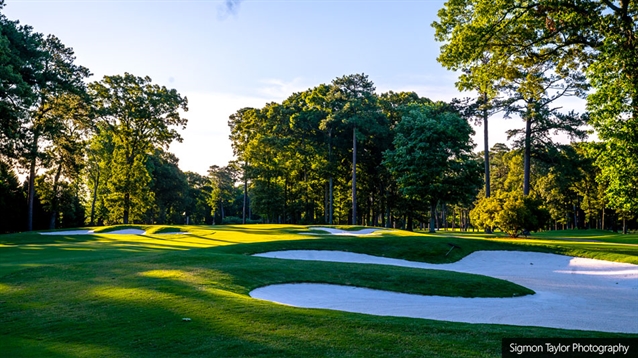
[250,250,638,333]
[308,227,384,236]
[105,229,146,235]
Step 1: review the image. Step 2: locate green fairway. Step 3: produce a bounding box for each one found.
[1,225,636,357]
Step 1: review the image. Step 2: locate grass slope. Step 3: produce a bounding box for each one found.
[1,225,636,357]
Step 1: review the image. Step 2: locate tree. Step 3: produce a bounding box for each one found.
[85,122,114,226]
[38,92,92,229]
[89,73,188,224]
[14,35,90,231]
[184,171,213,225]
[433,0,638,219]
[383,102,482,232]
[325,74,387,225]
[471,191,549,237]
[434,0,589,196]
[0,160,25,233]
[207,164,238,224]
[147,149,189,224]
[0,4,42,158]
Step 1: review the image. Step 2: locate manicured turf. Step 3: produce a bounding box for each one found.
[1,225,636,357]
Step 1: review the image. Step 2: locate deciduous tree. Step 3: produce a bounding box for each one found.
[89,73,187,224]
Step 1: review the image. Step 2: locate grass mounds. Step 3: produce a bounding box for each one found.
[146,226,187,234]
[0,224,636,358]
[427,229,638,265]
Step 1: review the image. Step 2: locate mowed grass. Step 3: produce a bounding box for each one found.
[1,225,637,357]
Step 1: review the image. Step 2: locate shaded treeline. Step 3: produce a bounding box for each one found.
[226,74,482,229]
[3,0,638,235]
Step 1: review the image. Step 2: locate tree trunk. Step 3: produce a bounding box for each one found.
[483,107,492,233]
[329,177,333,224]
[451,207,455,231]
[385,197,390,228]
[623,216,627,234]
[27,135,39,231]
[328,128,334,225]
[406,214,413,232]
[523,113,532,196]
[429,202,436,233]
[89,169,100,226]
[442,202,447,231]
[49,163,63,229]
[352,128,357,225]
[483,93,491,199]
[242,161,247,224]
[123,192,130,224]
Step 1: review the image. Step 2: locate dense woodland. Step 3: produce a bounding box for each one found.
[1,1,637,235]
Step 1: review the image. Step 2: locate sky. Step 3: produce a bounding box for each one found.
[3,0,586,176]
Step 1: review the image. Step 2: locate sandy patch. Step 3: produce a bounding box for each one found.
[308,227,384,236]
[102,229,146,235]
[251,250,638,333]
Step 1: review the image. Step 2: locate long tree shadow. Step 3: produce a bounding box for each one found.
[3,250,626,358]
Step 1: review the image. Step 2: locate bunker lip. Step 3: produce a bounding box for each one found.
[250,250,638,333]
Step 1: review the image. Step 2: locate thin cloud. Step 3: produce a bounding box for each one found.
[217,0,242,20]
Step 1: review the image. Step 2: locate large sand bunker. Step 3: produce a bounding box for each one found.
[251,250,638,333]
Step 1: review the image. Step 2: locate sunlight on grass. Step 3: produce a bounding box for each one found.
[20,246,44,250]
[2,224,636,357]
[46,341,126,358]
[0,337,127,358]
[93,286,180,303]
[139,269,192,280]
[61,247,94,251]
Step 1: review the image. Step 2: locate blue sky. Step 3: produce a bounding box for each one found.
[4,0,582,175]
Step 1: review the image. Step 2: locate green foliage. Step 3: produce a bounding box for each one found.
[146,149,189,224]
[434,0,638,218]
[207,164,238,223]
[89,73,188,224]
[183,171,213,225]
[384,102,482,231]
[471,191,549,237]
[105,147,154,224]
[0,160,25,232]
[0,10,43,157]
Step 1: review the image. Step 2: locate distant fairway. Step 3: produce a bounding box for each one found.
[1,225,636,357]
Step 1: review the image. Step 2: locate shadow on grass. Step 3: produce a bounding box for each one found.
[2,248,630,358]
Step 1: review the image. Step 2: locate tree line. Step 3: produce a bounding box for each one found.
[431,0,638,235]
[2,0,637,235]
[225,72,634,235]
[0,2,222,232]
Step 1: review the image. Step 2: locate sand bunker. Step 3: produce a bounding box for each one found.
[308,227,384,236]
[251,250,638,333]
